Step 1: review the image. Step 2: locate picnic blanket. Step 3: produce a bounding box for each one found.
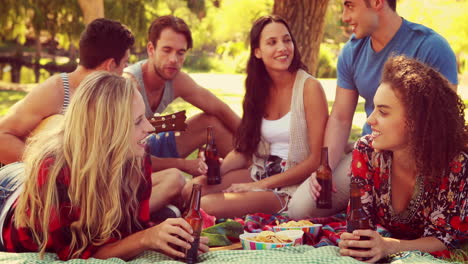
[0,245,457,263]
[240,212,456,259]
[0,212,462,263]
[239,212,391,247]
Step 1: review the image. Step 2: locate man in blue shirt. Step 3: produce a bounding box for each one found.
[288,0,458,219]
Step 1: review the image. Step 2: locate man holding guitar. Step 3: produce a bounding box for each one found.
[0,18,135,164]
[0,19,191,218]
[124,15,241,176]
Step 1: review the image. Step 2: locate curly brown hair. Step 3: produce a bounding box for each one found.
[381,55,467,183]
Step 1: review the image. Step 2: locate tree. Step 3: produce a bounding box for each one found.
[273,0,330,75]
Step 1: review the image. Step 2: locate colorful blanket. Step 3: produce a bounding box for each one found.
[239,212,391,247]
[240,212,456,259]
[0,212,461,263]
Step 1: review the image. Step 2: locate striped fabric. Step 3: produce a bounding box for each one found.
[60,73,70,114]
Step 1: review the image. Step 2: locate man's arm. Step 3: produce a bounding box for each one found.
[0,76,63,164]
[172,72,240,133]
[150,155,206,176]
[324,86,359,170]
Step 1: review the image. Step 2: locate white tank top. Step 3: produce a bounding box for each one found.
[261,111,291,159]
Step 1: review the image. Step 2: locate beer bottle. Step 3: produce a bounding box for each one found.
[347,181,372,252]
[205,126,221,185]
[316,147,332,209]
[182,184,203,264]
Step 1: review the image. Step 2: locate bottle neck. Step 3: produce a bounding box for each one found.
[320,147,329,166]
[188,184,202,212]
[207,127,215,146]
[350,195,362,210]
[349,183,362,210]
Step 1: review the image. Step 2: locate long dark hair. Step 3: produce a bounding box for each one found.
[235,15,307,157]
[382,55,467,183]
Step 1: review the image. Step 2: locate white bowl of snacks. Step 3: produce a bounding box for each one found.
[273,220,322,243]
[239,231,296,250]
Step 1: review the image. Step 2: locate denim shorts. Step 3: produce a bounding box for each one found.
[147,131,180,158]
[0,162,25,250]
[254,155,287,180]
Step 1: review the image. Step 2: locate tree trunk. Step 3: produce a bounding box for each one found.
[273,0,330,76]
[34,35,42,83]
[78,0,105,24]
[11,47,23,83]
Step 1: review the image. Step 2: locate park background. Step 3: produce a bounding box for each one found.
[0,0,467,261]
[1,0,467,141]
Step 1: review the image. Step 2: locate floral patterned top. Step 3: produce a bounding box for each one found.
[349,135,467,249]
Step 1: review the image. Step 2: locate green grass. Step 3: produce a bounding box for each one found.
[0,90,26,116]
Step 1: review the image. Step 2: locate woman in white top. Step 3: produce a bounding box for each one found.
[183,15,328,218]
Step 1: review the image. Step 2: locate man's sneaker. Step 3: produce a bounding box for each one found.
[151,204,181,222]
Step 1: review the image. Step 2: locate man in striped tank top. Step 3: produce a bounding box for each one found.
[0,18,134,164]
[124,15,241,176]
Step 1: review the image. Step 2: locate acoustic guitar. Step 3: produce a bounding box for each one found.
[29,110,188,138]
[148,110,187,134]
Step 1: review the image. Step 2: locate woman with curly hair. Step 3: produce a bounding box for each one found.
[0,72,208,260]
[183,15,328,218]
[339,55,467,262]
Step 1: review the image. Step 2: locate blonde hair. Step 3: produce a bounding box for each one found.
[16,71,145,259]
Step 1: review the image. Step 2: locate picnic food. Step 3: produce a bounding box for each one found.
[202,220,244,247]
[245,231,293,243]
[277,220,314,227]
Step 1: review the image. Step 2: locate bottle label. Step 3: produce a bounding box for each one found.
[206,156,221,185]
[184,236,200,264]
[316,177,332,208]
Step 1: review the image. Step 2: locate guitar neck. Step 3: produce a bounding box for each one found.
[149,110,187,133]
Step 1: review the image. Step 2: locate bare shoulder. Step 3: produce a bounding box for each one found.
[303,77,325,98]
[0,74,65,138]
[13,74,65,116]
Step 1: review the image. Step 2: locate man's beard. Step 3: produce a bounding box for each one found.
[153,64,175,81]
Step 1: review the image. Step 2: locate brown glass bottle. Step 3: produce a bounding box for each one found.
[205,126,221,185]
[316,147,332,209]
[182,184,203,264]
[347,181,372,253]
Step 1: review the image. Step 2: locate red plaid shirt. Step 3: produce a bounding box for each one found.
[2,155,152,260]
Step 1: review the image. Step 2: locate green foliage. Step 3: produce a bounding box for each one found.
[2,0,468,77]
[105,0,154,51]
[169,0,272,72]
[323,0,349,44]
[0,1,29,43]
[316,43,339,78]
